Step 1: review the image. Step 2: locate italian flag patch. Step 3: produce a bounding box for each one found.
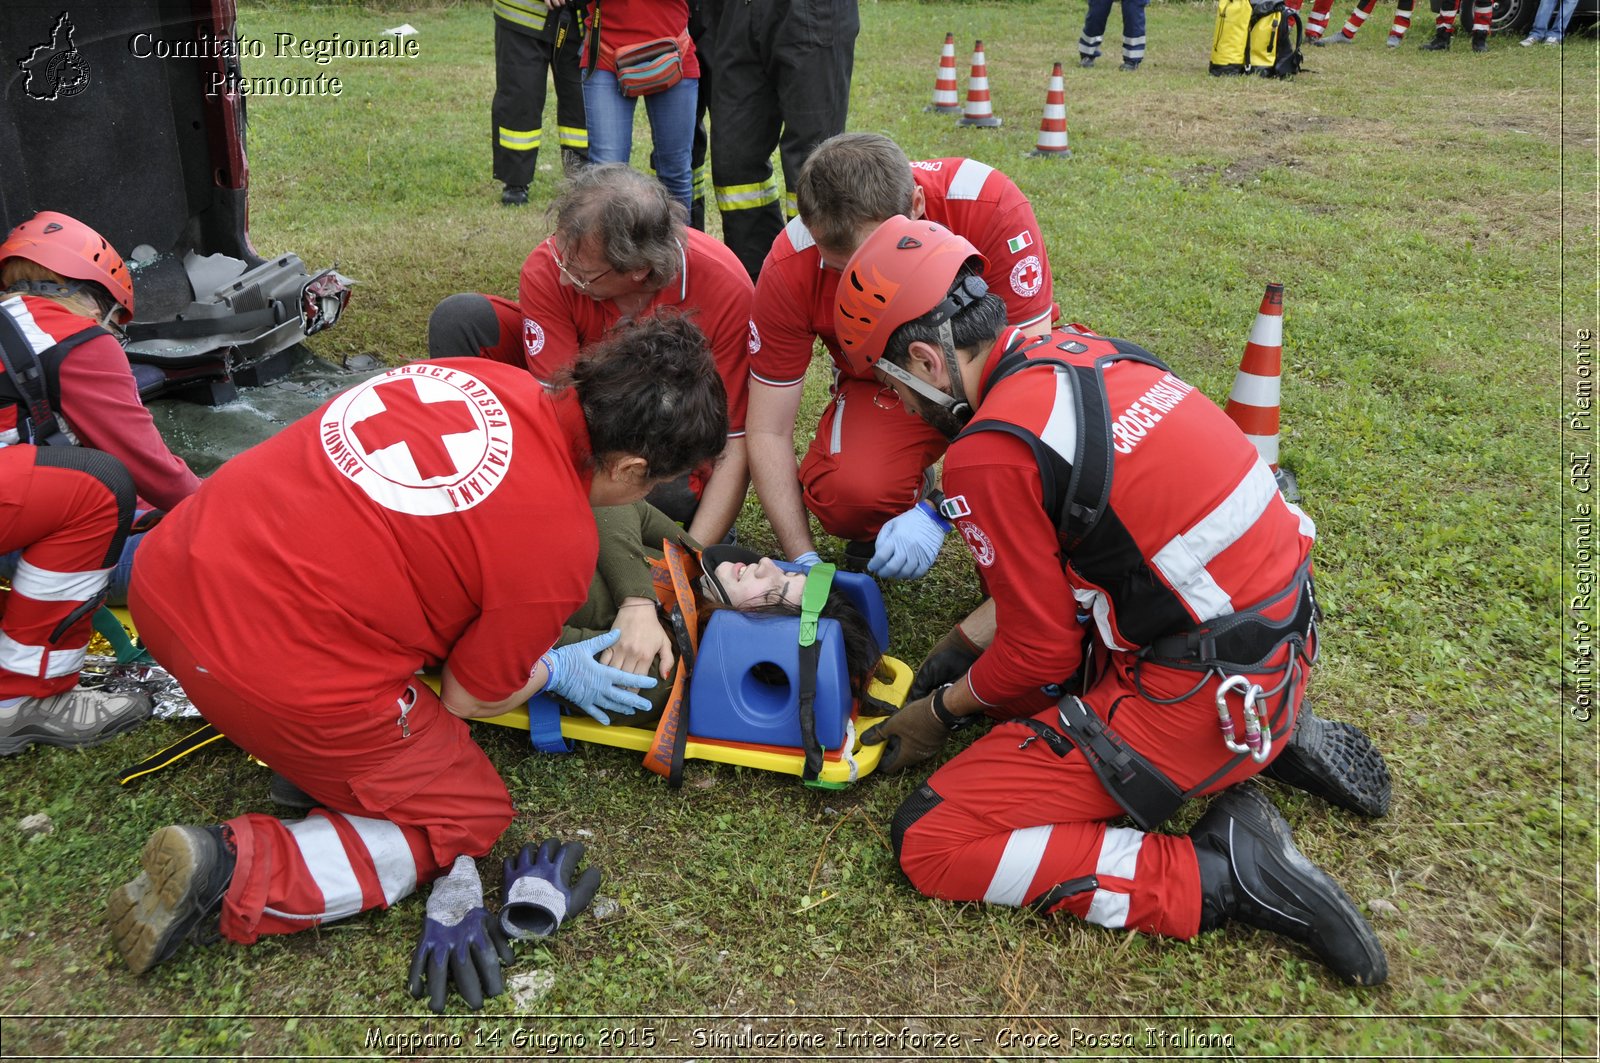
[1007,231,1033,254]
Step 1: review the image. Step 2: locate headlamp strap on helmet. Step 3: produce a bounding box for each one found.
[796,562,836,783]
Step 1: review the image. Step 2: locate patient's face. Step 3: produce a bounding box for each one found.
[712,557,807,609]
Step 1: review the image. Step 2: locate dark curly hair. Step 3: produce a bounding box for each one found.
[558,311,728,483]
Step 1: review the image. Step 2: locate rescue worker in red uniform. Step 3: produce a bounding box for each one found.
[746,133,1055,579]
[0,211,202,749]
[107,315,729,1009]
[834,217,1390,987]
[0,444,147,754]
[0,212,203,609]
[427,164,752,544]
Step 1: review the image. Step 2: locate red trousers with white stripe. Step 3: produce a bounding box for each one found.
[893,645,1306,940]
[0,445,131,698]
[798,376,949,542]
[1286,0,1338,38]
[129,580,515,944]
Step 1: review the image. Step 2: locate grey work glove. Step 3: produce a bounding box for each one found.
[499,837,602,941]
[407,855,514,1014]
[860,693,951,775]
[908,624,983,702]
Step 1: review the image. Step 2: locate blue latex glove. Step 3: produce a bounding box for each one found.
[500,837,603,941]
[791,551,823,569]
[407,855,514,1014]
[542,629,656,725]
[869,500,952,581]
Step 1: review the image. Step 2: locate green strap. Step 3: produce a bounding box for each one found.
[798,564,836,647]
[92,607,153,665]
[796,564,836,782]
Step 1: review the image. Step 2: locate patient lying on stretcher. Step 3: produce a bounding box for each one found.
[553,502,883,727]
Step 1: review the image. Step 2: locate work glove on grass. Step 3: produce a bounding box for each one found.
[407,855,514,1014]
[500,838,602,941]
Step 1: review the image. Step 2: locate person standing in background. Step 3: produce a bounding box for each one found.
[492,0,588,207]
[565,0,700,217]
[704,0,859,281]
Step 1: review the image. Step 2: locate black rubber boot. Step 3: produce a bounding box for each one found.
[1420,27,1452,49]
[1191,785,1388,986]
[1471,29,1489,50]
[107,824,237,975]
[1263,705,1392,817]
[501,184,529,207]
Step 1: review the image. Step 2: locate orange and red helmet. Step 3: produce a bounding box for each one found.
[0,211,135,323]
[833,215,987,378]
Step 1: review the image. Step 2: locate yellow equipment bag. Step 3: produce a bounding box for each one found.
[1211,0,1303,78]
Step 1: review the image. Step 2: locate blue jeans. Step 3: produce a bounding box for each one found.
[582,71,698,214]
[1527,0,1580,38]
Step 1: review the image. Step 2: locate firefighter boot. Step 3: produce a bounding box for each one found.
[1420,27,1452,48]
[1471,29,1489,50]
[1191,785,1388,986]
[1263,704,1392,817]
[108,824,237,975]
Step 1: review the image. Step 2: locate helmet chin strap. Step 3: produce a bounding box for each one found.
[876,319,974,427]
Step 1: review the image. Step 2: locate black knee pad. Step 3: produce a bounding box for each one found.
[890,783,944,863]
[34,446,135,566]
[427,293,503,359]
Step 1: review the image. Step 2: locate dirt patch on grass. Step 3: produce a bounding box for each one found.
[1179,153,1307,187]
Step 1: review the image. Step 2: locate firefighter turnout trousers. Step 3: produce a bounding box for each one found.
[706,0,859,280]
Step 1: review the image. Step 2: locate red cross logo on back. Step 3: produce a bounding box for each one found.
[321,366,516,516]
[350,379,477,479]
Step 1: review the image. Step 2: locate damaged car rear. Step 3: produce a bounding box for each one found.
[1,1,352,406]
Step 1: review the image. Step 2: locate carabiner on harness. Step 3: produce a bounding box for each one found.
[1214,674,1271,763]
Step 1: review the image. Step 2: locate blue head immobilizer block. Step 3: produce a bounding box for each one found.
[687,562,889,750]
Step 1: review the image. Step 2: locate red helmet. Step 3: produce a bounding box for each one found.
[0,211,135,323]
[834,215,987,377]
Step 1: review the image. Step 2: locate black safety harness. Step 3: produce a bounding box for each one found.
[956,333,1318,830]
[0,301,108,448]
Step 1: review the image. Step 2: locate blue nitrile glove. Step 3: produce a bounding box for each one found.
[500,837,603,941]
[869,500,952,581]
[791,551,823,569]
[407,855,514,1014]
[541,629,656,725]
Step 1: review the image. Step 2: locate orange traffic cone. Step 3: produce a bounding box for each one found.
[927,33,962,114]
[958,40,1002,128]
[1029,62,1071,158]
[1224,282,1300,500]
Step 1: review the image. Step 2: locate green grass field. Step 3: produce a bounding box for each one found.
[1,0,1594,1058]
